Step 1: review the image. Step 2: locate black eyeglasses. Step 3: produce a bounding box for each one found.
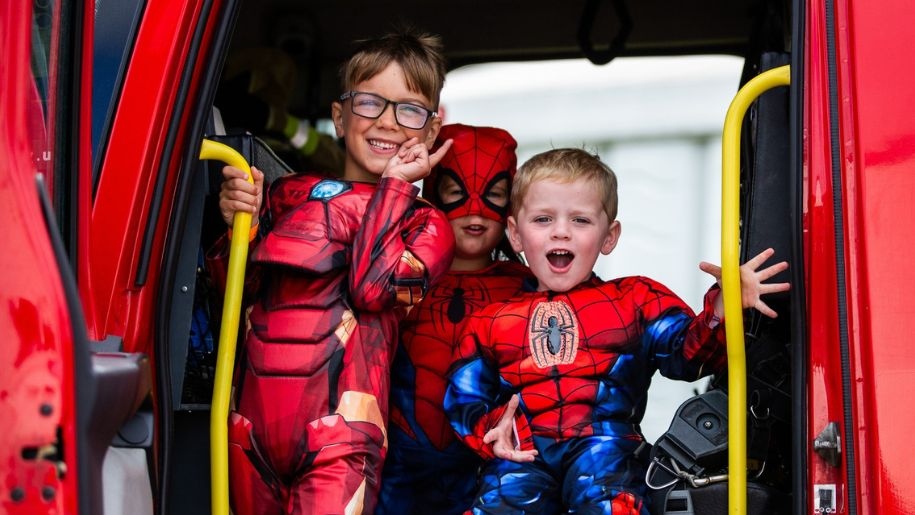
[339,91,436,130]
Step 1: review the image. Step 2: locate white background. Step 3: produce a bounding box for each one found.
[438,56,744,442]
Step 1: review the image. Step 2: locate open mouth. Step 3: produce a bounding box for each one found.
[462,224,486,235]
[547,250,574,269]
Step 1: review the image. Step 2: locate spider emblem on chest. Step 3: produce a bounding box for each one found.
[529,300,579,368]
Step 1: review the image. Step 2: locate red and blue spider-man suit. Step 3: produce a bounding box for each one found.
[210,174,454,514]
[378,262,532,515]
[445,275,726,514]
[376,125,532,515]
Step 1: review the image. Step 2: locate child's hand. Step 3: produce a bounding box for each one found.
[699,247,790,318]
[219,165,264,227]
[382,137,453,183]
[482,394,538,463]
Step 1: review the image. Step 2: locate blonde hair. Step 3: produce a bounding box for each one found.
[340,27,447,109]
[511,148,618,222]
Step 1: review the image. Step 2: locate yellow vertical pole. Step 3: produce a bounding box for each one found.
[720,64,790,514]
[198,139,254,515]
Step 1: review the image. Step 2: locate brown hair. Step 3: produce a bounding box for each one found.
[511,148,618,222]
[340,27,447,109]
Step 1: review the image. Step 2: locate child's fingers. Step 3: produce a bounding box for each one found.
[745,247,776,269]
[492,442,538,462]
[398,137,420,154]
[220,182,260,212]
[219,198,259,225]
[483,397,520,442]
[505,394,520,415]
[699,261,722,279]
[221,165,251,181]
[761,281,791,295]
[485,428,525,461]
[404,144,426,163]
[756,260,789,281]
[755,300,779,318]
[429,139,453,167]
[224,176,259,194]
[505,448,538,462]
[221,180,260,202]
[250,166,265,186]
[220,188,259,206]
[489,439,506,458]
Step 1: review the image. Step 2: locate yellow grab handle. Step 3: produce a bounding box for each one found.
[199,139,254,515]
[721,64,790,515]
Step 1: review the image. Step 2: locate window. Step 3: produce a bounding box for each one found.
[92,0,144,175]
[28,0,60,183]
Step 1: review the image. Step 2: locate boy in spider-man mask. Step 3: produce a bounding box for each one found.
[444,148,790,514]
[376,124,533,515]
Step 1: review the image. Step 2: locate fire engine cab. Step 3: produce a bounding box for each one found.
[2,0,914,513]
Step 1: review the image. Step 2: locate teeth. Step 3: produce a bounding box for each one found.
[549,250,570,255]
[368,139,397,150]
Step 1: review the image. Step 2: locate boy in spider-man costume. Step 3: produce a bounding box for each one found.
[376,124,533,515]
[445,148,790,514]
[211,29,455,514]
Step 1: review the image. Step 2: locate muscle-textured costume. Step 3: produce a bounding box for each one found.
[211,174,453,514]
[377,124,529,515]
[379,261,531,514]
[445,276,726,514]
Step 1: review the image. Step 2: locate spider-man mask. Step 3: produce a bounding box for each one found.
[428,124,518,223]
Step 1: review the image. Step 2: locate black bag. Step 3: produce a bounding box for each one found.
[645,390,789,515]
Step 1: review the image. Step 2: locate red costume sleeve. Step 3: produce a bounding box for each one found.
[681,284,728,374]
[204,231,263,297]
[633,277,727,379]
[349,177,455,311]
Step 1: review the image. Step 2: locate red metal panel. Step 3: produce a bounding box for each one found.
[806,0,915,512]
[0,2,79,512]
[76,0,96,339]
[835,0,915,512]
[804,0,852,511]
[84,0,206,352]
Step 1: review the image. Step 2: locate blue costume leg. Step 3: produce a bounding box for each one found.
[376,435,480,515]
[562,436,649,515]
[470,458,561,514]
[375,448,415,515]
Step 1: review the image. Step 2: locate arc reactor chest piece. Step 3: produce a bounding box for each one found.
[309,179,351,200]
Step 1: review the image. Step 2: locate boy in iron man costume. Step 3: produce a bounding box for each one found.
[211,29,454,514]
[376,124,533,515]
[445,148,790,514]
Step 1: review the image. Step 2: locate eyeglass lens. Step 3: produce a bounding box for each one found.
[349,92,430,129]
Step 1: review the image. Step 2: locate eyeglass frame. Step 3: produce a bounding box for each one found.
[338,91,438,130]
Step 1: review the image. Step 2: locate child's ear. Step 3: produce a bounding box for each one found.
[507,216,524,253]
[601,220,622,255]
[331,101,345,138]
[423,114,443,148]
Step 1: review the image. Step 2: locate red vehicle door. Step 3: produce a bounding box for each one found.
[2,1,93,512]
[2,0,230,513]
[805,0,915,513]
[88,0,233,511]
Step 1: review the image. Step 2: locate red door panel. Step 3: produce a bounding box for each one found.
[0,2,80,512]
